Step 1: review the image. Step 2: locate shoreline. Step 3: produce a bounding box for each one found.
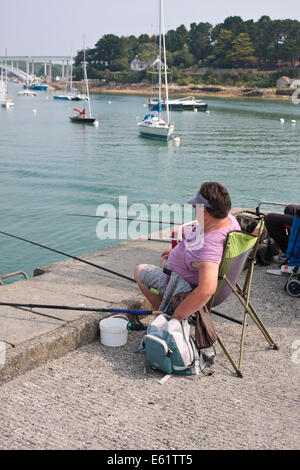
[52,81,293,101]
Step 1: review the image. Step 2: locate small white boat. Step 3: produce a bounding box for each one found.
[137,0,174,141]
[18,89,37,97]
[1,98,14,108]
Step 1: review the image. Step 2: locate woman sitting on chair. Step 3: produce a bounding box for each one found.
[134,182,240,321]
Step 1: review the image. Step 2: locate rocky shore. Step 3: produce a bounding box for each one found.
[52,80,293,101]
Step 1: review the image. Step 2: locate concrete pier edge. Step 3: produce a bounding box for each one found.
[0,312,104,384]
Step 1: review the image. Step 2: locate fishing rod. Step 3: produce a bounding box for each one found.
[0,302,244,326]
[0,230,135,283]
[0,302,153,315]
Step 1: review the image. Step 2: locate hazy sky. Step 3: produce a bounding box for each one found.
[1,0,299,57]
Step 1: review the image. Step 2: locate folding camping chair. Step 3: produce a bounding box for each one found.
[207,222,278,378]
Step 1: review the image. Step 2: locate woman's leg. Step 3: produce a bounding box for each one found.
[134,264,163,309]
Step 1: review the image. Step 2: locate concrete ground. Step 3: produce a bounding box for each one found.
[0,238,299,449]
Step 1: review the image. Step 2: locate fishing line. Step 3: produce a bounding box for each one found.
[65,213,177,225]
[0,230,135,283]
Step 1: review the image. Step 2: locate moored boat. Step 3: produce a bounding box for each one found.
[69,46,97,124]
[27,83,48,91]
[69,107,96,124]
[137,0,174,141]
[1,55,14,108]
[151,96,208,111]
[137,113,174,139]
[1,98,14,108]
[18,89,37,97]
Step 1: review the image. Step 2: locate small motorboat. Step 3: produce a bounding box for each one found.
[1,98,14,108]
[151,96,208,111]
[18,89,37,97]
[27,83,48,91]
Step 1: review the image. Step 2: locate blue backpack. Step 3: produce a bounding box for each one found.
[143,314,215,376]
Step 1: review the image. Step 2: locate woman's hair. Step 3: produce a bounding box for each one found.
[200,182,231,219]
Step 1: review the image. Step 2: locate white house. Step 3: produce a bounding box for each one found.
[130,57,150,71]
[130,56,166,72]
[276,76,291,88]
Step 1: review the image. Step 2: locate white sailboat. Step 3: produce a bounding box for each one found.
[69,48,96,124]
[137,0,174,140]
[1,53,14,109]
[0,69,6,102]
[54,59,88,101]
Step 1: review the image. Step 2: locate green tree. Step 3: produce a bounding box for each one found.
[207,29,233,67]
[254,16,277,67]
[278,19,300,67]
[165,30,182,52]
[94,34,125,69]
[137,41,157,63]
[189,22,212,63]
[227,33,256,68]
[171,44,196,68]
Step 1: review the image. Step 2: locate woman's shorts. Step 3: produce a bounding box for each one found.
[139,264,169,294]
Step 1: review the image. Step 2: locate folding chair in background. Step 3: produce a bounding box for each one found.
[207,224,279,378]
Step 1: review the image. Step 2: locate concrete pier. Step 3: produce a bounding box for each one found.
[0,237,299,449]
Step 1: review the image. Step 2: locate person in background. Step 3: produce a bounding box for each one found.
[265,205,299,264]
[134,182,240,321]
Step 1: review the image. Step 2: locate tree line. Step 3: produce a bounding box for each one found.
[72,16,300,88]
[75,16,300,72]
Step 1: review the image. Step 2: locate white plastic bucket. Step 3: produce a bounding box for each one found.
[99,314,129,347]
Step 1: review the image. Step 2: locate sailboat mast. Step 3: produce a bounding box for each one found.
[158,0,162,117]
[161,0,170,125]
[83,47,92,118]
[70,61,73,91]
[5,49,8,99]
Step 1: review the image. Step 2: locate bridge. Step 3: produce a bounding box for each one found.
[0,56,75,82]
[0,64,34,82]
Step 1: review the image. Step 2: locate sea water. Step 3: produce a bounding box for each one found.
[0,84,299,278]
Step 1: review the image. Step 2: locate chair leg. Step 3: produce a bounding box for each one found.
[236,281,278,349]
[246,301,279,350]
[216,334,243,378]
[239,310,248,370]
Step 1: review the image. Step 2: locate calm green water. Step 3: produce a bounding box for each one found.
[0,83,300,279]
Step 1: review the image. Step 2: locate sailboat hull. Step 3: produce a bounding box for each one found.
[53,95,72,101]
[69,116,96,124]
[138,121,174,140]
